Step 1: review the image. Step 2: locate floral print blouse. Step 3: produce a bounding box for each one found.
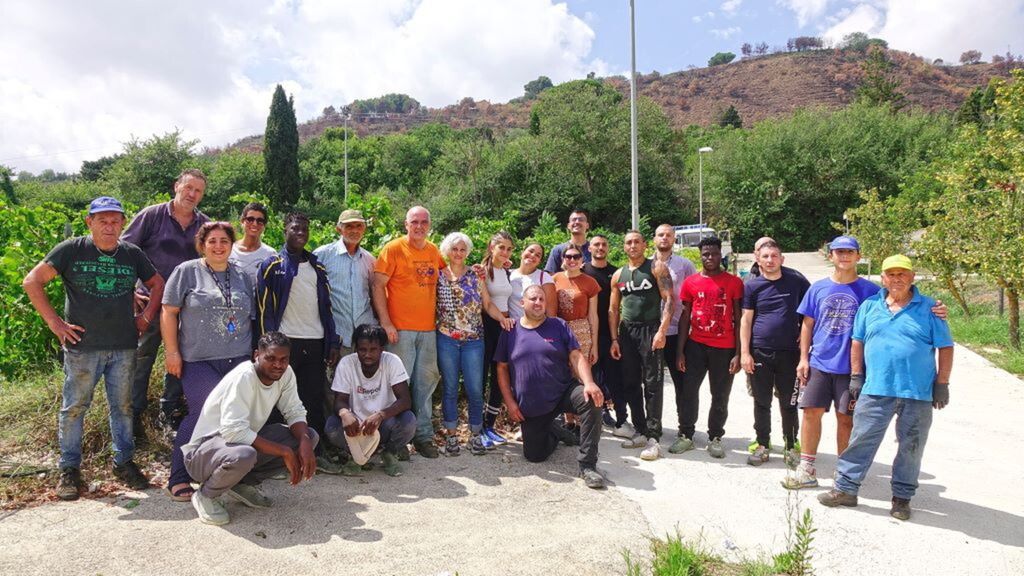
[436,268,485,340]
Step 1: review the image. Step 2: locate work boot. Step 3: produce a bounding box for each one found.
[890,497,912,521]
[817,489,858,508]
[56,467,82,501]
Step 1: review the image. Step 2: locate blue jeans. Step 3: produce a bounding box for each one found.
[834,394,934,500]
[59,348,137,468]
[387,330,440,443]
[324,410,417,454]
[436,333,485,432]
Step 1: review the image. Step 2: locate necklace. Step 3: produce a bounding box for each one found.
[204,260,237,335]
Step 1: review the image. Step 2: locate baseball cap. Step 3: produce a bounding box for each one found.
[882,254,913,272]
[829,235,860,251]
[88,196,125,215]
[337,209,366,226]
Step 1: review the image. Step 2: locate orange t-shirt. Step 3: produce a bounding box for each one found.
[552,272,601,321]
[374,237,446,331]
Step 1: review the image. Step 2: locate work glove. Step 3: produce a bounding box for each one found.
[849,373,865,402]
[932,382,950,409]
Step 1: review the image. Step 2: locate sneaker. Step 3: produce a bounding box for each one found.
[707,437,725,459]
[483,428,507,445]
[890,497,912,521]
[612,422,636,439]
[817,489,858,508]
[468,435,488,456]
[226,483,272,509]
[668,436,695,454]
[580,467,606,489]
[443,436,461,457]
[602,409,616,427]
[621,434,646,449]
[382,451,403,477]
[478,433,495,451]
[113,461,149,490]
[415,440,440,459]
[783,448,800,469]
[341,460,363,476]
[316,455,344,475]
[747,445,770,466]
[639,438,661,461]
[781,462,819,490]
[191,490,230,526]
[395,444,411,461]
[56,467,82,501]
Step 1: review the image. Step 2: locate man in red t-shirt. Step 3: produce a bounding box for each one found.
[671,236,744,459]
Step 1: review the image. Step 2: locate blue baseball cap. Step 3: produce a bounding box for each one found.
[829,235,860,251]
[88,196,125,215]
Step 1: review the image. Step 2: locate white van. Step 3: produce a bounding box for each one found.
[673,224,733,267]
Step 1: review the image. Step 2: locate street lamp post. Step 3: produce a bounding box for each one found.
[628,0,640,230]
[343,111,350,204]
[698,146,713,238]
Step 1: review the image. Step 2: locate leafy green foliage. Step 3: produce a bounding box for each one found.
[204,149,267,220]
[708,51,736,66]
[101,131,198,207]
[845,188,919,264]
[623,531,722,576]
[774,507,816,576]
[857,46,906,110]
[523,76,553,100]
[718,105,742,128]
[264,85,301,211]
[349,93,420,115]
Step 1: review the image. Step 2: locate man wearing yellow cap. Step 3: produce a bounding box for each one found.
[818,255,954,521]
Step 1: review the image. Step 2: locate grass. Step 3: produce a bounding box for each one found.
[0,363,172,508]
[917,279,1024,377]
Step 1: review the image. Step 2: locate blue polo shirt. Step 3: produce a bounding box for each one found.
[852,286,954,401]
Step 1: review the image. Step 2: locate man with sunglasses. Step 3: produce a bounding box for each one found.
[230,202,277,287]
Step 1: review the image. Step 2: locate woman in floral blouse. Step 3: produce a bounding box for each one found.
[436,232,514,456]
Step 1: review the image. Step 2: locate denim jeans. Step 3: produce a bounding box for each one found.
[59,348,137,469]
[436,333,485,432]
[387,330,440,443]
[834,394,934,500]
[131,320,183,419]
[324,410,417,454]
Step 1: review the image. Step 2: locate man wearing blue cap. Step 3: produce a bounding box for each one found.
[818,255,953,521]
[22,196,165,500]
[782,236,945,490]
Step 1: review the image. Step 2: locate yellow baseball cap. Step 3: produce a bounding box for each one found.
[881,254,913,272]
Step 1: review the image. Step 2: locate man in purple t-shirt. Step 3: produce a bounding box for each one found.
[122,169,210,438]
[494,285,606,489]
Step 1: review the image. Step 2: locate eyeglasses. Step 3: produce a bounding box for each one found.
[243,216,266,225]
[564,253,583,260]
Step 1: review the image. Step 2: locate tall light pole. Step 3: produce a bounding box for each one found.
[698,146,713,238]
[343,110,350,204]
[628,0,639,230]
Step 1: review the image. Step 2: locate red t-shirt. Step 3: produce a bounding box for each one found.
[680,272,744,349]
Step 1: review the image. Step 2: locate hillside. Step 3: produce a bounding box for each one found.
[227,48,1009,152]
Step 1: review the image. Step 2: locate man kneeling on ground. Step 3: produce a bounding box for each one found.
[181,332,317,525]
[495,284,607,489]
[324,324,416,477]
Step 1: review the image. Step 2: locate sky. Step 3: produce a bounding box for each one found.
[2,0,1022,174]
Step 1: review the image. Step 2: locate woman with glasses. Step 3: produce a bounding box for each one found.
[230,202,277,287]
[435,232,513,456]
[162,221,255,502]
[552,246,600,365]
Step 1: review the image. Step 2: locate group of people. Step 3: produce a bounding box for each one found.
[24,173,955,526]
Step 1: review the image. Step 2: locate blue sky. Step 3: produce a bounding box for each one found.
[2,0,1021,173]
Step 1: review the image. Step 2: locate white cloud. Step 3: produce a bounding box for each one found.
[721,0,743,17]
[777,0,830,27]
[693,15,702,23]
[710,27,743,40]
[821,0,1024,62]
[0,0,602,173]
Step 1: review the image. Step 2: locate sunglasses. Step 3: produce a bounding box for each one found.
[564,253,583,260]
[243,216,267,225]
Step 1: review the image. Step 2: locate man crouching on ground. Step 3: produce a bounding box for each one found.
[181,331,317,525]
[494,284,607,489]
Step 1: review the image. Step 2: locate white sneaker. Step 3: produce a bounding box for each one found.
[191,490,230,525]
[622,434,646,449]
[640,438,661,461]
[780,461,819,490]
[612,422,636,439]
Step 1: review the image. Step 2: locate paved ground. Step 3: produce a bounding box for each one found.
[1,252,1021,575]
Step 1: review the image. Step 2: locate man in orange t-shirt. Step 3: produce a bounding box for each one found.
[372,206,446,458]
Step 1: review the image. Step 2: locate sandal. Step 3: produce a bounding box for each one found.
[166,483,195,502]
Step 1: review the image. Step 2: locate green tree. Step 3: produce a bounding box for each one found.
[529,108,541,135]
[857,45,906,110]
[102,131,197,206]
[523,76,554,99]
[80,155,121,181]
[204,150,267,219]
[1,166,16,204]
[708,52,736,66]
[718,105,743,128]
[263,84,301,211]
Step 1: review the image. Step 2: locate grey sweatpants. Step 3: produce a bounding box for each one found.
[183,424,320,498]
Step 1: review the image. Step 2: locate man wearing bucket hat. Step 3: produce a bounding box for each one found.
[782,236,946,490]
[23,196,165,499]
[818,255,954,521]
[325,324,415,477]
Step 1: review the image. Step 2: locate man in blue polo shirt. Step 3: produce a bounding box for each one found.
[818,255,954,521]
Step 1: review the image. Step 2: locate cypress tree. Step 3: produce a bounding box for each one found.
[264,85,300,210]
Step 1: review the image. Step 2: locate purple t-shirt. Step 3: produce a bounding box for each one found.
[797,277,879,374]
[122,201,210,282]
[743,266,810,351]
[493,317,580,418]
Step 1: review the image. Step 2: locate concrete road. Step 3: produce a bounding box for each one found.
[1,252,1021,575]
